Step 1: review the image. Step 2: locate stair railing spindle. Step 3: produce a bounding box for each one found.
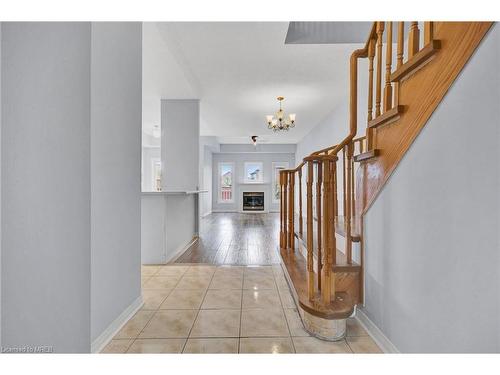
[408,21,420,58]
[424,21,434,45]
[367,38,375,122]
[384,21,393,112]
[306,161,315,300]
[397,21,404,68]
[342,147,347,217]
[375,21,384,118]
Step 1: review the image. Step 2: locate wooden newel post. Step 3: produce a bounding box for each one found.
[345,144,353,264]
[306,160,315,300]
[288,172,295,251]
[321,157,333,304]
[316,160,323,291]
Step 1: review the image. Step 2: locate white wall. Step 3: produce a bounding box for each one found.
[1,23,92,352]
[142,23,198,133]
[90,23,142,344]
[0,24,3,348]
[212,146,295,213]
[362,25,500,353]
[1,22,142,352]
[161,99,199,191]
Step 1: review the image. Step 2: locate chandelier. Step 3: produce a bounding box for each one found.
[266,96,296,132]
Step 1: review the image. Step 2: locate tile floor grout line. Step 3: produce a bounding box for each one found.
[180,266,216,353]
[125,308,158,353]
[273,265,296,353]
[344,338,355,353]
[237,270,244,353]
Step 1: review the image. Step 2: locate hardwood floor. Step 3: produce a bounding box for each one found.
[175,213,281,265]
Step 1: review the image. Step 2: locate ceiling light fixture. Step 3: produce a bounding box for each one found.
[251,135,258,147]
[266,96,296,132]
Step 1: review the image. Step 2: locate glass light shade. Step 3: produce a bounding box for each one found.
[266,115,273,123]
[288,113,296,122]
[272,118,278,126]
[276,109,284,120]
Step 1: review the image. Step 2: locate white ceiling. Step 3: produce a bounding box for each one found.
[143,22,364,144]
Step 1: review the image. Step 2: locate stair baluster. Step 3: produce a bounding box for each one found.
[306,161,315,300]
[408,21,420,58]
[424,21,434,44]
[375,21,384,118]
[384,21,393,112]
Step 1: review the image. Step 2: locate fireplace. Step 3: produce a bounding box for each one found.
[243,192,264,211]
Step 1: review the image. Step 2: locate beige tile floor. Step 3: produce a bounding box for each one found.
[101,264,382,354]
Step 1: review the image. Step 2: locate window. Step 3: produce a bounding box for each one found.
[272,162,289,203]
[218,162,234,203]
[244,162,264,183]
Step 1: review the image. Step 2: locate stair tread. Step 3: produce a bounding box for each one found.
[279,247,355,319]
[293,233,361,272]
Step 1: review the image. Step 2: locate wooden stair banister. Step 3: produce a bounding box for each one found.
[278,21,492,341]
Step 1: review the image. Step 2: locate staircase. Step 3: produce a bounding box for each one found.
[278,21,493,341]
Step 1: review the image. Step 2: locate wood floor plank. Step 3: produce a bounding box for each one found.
[175,213,280,266]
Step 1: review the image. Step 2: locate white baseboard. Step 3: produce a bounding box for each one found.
[166,236,198,264]
[91,295,144,353]
[355,308,399,353]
